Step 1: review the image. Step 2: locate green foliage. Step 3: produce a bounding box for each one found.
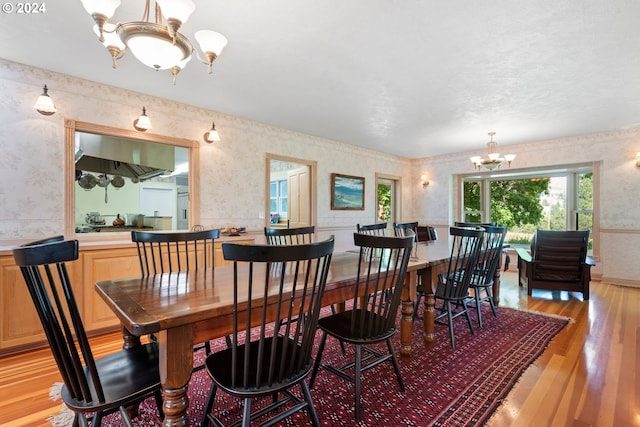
[464,179,550,228]
[377,184,391,221]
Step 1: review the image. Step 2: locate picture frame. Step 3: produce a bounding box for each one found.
[331,173,365,210]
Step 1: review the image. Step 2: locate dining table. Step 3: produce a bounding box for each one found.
[95,238,504,426]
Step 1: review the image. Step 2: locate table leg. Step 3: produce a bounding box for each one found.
[121,326,141,350]
[422,267,435,344]
[493,251,504,306]
[399,270,417,358]
[157,325,194,427]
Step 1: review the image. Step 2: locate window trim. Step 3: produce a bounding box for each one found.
[457,161,600,261]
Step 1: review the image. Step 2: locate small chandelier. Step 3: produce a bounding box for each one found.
[470,132,515,171]
[81,0,228,84]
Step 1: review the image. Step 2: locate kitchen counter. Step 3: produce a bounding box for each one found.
[77,225,153,233]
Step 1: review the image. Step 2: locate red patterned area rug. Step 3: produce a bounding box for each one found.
[49,306,568,426]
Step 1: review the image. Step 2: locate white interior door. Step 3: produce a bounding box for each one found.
[287,166,310,228]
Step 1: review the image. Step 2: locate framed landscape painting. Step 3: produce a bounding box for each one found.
[331,173,365,210]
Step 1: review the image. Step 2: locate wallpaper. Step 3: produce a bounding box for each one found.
[1,58,638,284]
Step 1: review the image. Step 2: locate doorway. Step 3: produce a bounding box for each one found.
[376,174,400,230]
[266,154,316,228]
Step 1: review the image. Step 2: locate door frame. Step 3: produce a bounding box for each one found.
[265,153,317,228]
[375,173,402,228]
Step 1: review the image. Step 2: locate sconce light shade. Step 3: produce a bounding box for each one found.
[133,106,152,131]
[636,152,640,167]
[34,84,56,116]
[203,120,220,143]
[421,175,429,189]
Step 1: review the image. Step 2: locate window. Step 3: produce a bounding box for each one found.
[270,179,288,219]
[460,163,597,254]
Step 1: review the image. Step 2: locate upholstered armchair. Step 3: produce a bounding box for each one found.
[515,229,595,299]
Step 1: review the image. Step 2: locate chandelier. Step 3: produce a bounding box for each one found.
[469,132,515,171]
[81,0,228,84]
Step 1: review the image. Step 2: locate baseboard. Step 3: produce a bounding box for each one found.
[600,276,640,288]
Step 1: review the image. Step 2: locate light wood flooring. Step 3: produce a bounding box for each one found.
[1,271,638,426]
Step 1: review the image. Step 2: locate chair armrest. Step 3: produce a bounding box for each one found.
[585,256,596,267]
[514,247,532,263]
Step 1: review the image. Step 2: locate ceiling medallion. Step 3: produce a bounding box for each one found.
[81,0,228,84]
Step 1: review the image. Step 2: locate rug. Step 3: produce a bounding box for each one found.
[49,306,569,426]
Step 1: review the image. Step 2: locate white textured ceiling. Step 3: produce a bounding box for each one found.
[1,0,639,158]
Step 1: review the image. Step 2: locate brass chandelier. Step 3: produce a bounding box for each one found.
[81,0,228,84]
[469,132,516,171]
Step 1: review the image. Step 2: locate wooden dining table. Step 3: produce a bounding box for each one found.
[95,238,503,426]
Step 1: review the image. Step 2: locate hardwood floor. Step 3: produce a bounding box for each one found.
[1,271,638,426]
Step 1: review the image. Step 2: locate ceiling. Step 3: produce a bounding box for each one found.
[2,0,639,158]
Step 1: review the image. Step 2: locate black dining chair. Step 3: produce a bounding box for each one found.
[357,222,387,235]
[131,228,221,369]
[264,225,315,245]
[131,228,220,275]
[12,236,164,426]
[200,236,335,427]
[393,221,419,241]
[467,224,507,327]
[433,226,485,349]
[309,232,414,421]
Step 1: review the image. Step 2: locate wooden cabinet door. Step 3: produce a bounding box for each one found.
[0,255,82,351]
[214,239,255,266]
[81,247,141,332]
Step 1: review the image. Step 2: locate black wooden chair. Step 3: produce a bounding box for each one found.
[515,229,594,299]
[466,225,507,328]
[433,226,485,349]
[393,221,419,241]
[356,223,387,261]
[264,225,315,245]
[131,228,221,368]
[200,236,335,427]
[357,222,387,235]
[417,225,438,242]
[309,233,414,421]
[131,228,220,275]
[12,236,163,427]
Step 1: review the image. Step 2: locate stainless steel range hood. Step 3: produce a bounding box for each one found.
[75,132,175,181]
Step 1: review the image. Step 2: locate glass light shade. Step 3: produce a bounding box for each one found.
[156,0,195,24]
[34,92,56,115]
[119,23,193,70]
[206,129,220,142]
[488,153,500,161]
[195,30,228,56]
[470,156,482,163]
[93,23,125,50]
[135,114,151,130]
[504,154,516,162]
[81,0,120,18]
[134,107,152,131]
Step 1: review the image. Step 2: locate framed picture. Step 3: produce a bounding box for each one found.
[331,173,365,210]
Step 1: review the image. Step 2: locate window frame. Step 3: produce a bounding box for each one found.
[457,161,600,260]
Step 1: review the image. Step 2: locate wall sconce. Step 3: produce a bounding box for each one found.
[33,84,57,116]
[133,106,152,131]
[636,152,640,167]
[421,175,430,189]
[203,120,220,143]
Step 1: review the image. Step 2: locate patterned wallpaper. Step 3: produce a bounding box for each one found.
[1,58,639,284]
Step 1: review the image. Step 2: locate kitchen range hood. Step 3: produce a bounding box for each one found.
[75,132,175,181]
